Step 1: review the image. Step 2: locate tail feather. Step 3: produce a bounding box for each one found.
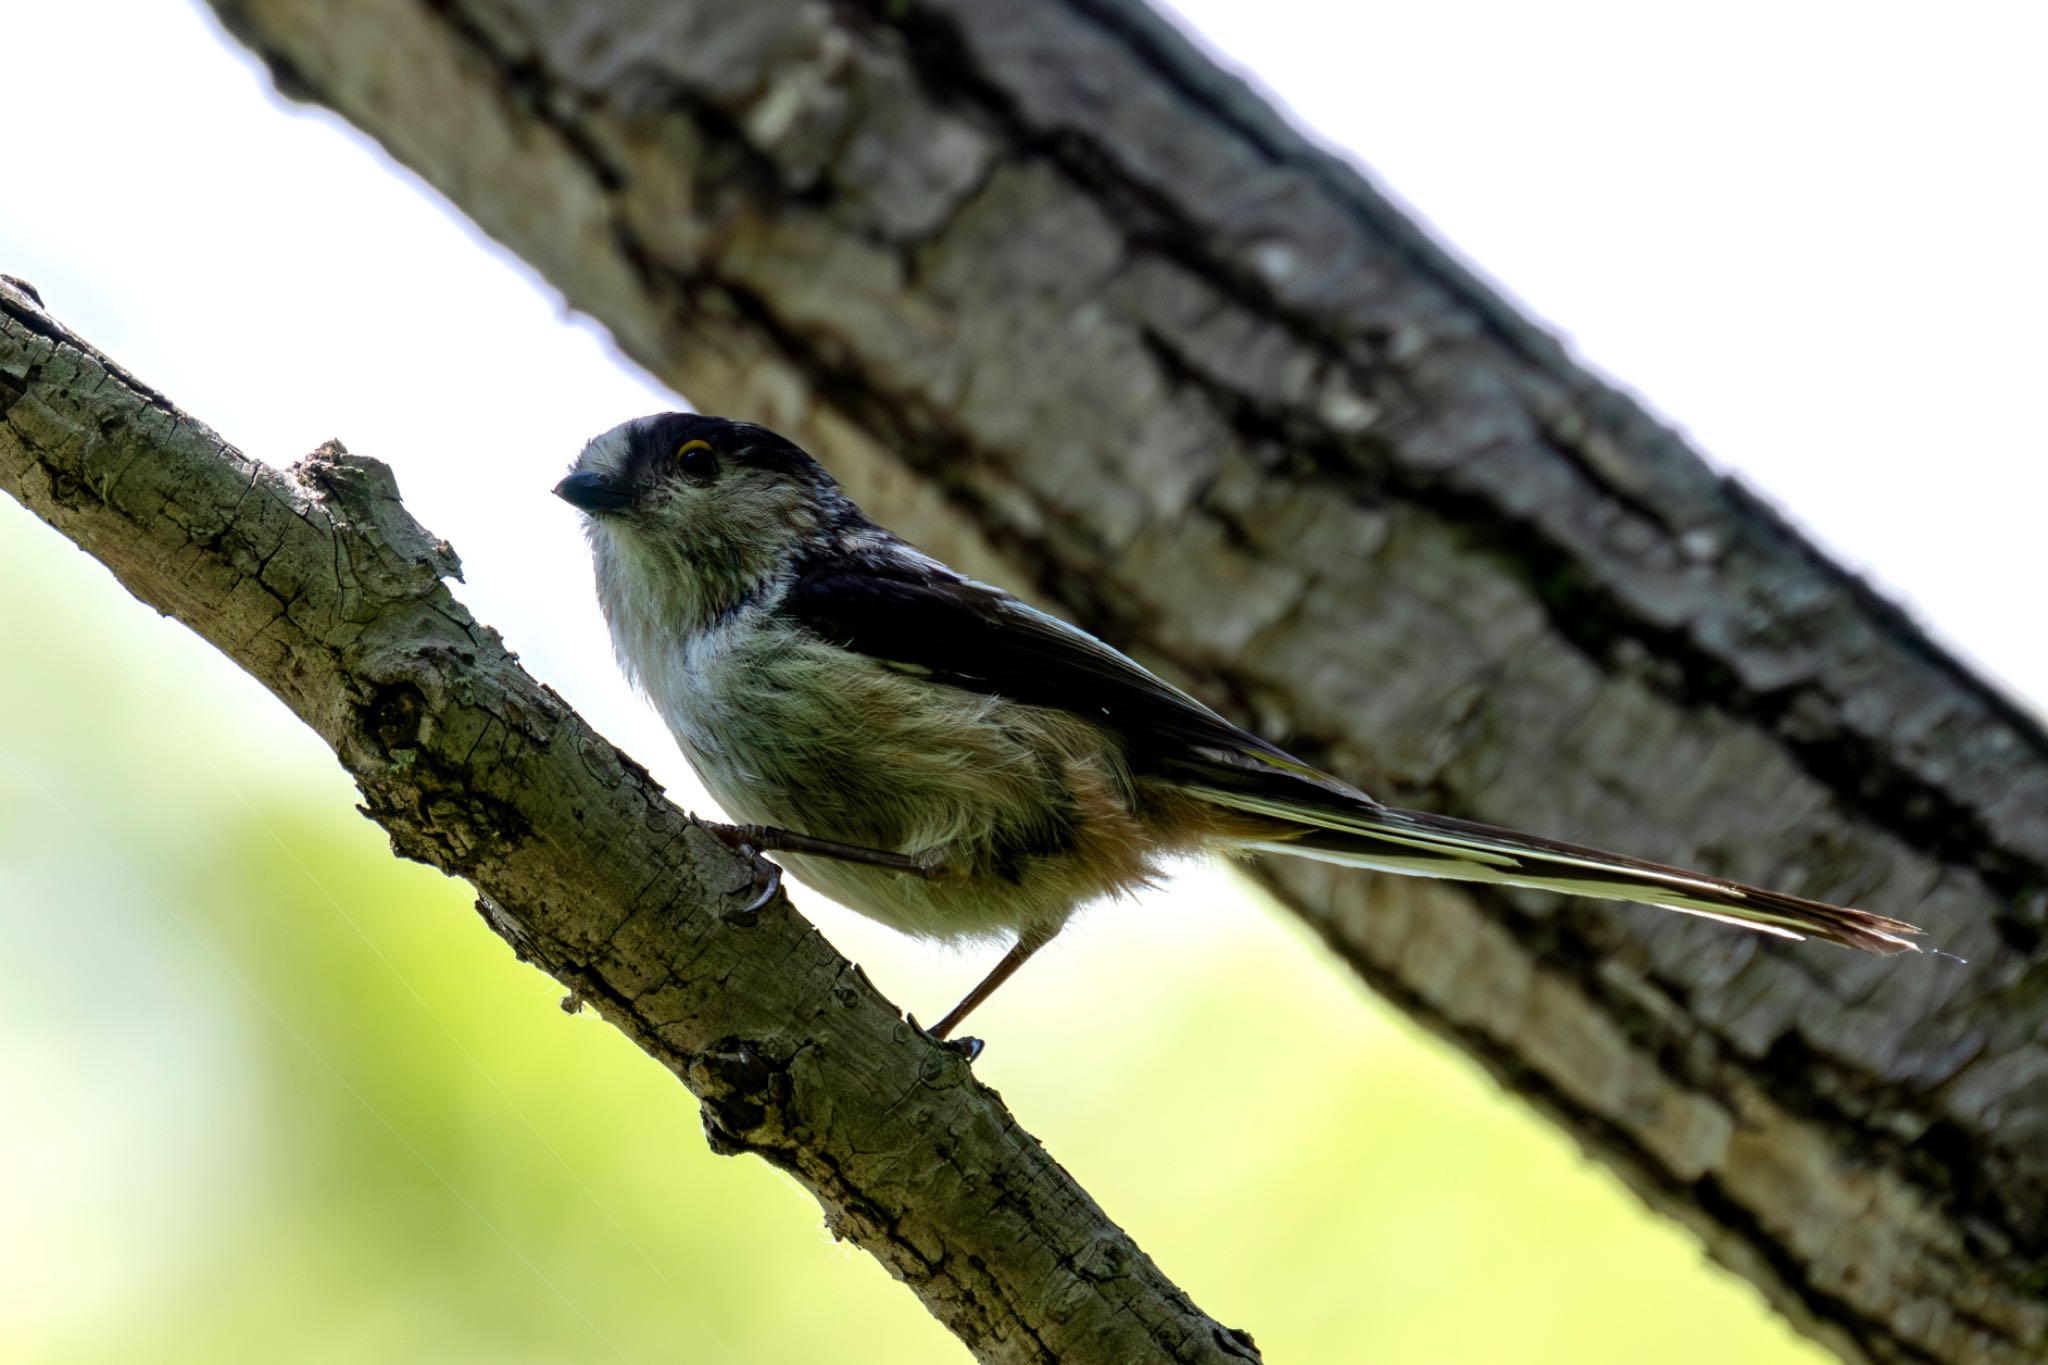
[1201,787,1921,955]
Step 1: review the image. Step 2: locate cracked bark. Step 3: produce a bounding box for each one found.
[186,2,2048,1360]
[0,282,1260,1365]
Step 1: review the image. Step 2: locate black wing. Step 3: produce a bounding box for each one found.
[780,557,1368,804]
[780,551,1924,955]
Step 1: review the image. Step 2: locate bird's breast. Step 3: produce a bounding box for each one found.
[628,612,1161,941]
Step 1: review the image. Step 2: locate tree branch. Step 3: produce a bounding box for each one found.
[0,281,1260,1365]
[188,2,2048,1360]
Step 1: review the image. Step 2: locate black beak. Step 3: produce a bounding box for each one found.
[554,470,633,513]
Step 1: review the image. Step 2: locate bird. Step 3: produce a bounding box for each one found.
[556,412,1921,1041]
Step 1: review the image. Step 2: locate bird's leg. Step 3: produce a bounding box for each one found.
[926,923,1059,1041]
[704,821,948,876]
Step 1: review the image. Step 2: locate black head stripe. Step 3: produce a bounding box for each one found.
[723,421,830,480]
[629,413,831,484]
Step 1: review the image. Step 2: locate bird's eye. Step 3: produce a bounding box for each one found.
[674,438,719,483]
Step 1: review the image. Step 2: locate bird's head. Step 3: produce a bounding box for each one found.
[558,412,848,632]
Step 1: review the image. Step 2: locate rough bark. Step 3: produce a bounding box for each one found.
[186,2,2048,1360]
[0,282,1263,1365]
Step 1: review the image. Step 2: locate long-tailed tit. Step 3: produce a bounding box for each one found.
[557,413,1920,1040]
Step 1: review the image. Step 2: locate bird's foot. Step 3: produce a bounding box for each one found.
[908,1014,985,1063]
[702,820,942,878]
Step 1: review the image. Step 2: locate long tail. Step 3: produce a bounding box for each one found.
[1203,785,1920,954]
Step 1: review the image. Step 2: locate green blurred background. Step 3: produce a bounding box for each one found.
[0,500,1820,1363]
[8,0,2042,1360]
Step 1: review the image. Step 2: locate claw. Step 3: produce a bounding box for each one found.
[737,855,782,918]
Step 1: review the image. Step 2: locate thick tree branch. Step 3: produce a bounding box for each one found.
[0,283,1260,1365]
[189,2,2048,1360]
